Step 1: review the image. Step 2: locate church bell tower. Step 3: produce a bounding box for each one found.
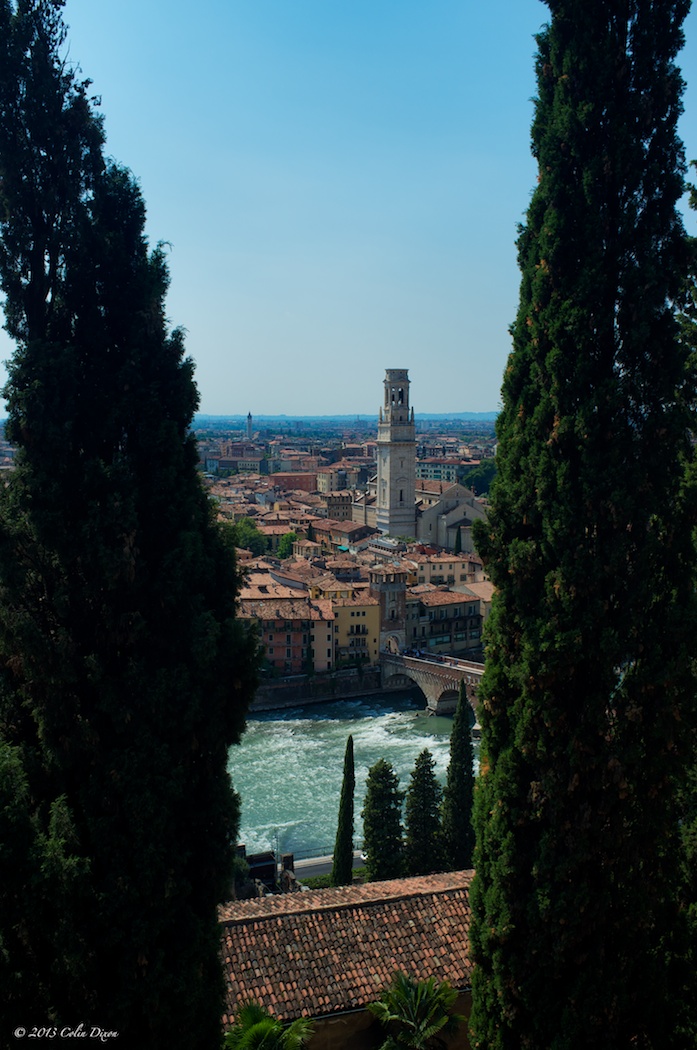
[375,369,416,537]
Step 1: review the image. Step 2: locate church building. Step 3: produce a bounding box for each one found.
[352,368,487,551]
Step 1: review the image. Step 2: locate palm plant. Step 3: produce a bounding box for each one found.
[367,972,464,1050]
[224,1001,314,1050]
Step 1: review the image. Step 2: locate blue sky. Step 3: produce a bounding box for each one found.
[1,1,696,416]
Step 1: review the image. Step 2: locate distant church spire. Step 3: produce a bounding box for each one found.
[375,369,416,537]
[246,412,253,442]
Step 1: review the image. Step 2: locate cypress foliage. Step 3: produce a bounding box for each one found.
[330,735,355,887]
[441,681,475,871]
[469,3,697,1048]
[405,748,443,876]
[361,758,405,882]
[0,3,259,1046]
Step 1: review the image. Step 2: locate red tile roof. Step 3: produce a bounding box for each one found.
[415,590,478,608]
[238,597,335,622]
[219,870,473,1023]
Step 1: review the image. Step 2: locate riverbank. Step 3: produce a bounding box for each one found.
[250,666,412,712]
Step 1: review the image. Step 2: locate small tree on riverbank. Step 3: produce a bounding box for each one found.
[331,735,355,886]
[362,759,404,881]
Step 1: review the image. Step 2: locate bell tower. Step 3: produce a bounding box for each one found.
[375,369,416,537]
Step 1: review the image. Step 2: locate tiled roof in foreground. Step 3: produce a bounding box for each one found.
[220,870,473,1023]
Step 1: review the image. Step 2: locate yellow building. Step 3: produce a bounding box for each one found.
[331,594,380,668]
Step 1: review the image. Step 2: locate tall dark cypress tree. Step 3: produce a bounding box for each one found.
[0,3,258,1046]
[331,735,355,887]
[361,759,405,882]
[441,681,475,871]
[469,3,697,1048]
[405,748,444,876]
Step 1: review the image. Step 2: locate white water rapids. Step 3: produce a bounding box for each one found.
[228,692,477,859]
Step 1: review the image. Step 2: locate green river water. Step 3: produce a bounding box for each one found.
[228,691,477,859]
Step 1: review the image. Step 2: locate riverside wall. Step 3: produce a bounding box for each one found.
[249,667,416,712]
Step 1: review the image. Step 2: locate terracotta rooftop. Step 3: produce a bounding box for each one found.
[220,870,473,1023]
[415,590,479,608]
[238,597,335,622]
[332,593,379,608]
[462,581,494,602]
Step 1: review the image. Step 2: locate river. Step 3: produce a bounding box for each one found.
[228,691,477,859]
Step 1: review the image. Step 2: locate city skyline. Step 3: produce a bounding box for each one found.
[0,0,696,416]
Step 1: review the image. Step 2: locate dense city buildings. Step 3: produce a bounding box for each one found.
[189,371,493,678]
[0,377,493,682]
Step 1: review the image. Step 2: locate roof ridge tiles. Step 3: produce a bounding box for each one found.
[219,869,473,925]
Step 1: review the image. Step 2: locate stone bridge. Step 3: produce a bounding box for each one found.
[380,651,484,716]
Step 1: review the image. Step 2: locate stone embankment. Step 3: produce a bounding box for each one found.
[250,667,410,712]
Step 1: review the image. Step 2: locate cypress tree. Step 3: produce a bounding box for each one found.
[0,3,259,1045]
[405,748,443,876]
[361,758,405,882]
[330,734,355,886]
[469,3,697,1048]
[441,681,475,870]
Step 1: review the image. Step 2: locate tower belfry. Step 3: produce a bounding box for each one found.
[376,369,416,537]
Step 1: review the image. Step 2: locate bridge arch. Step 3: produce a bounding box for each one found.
[380,652,483,716]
